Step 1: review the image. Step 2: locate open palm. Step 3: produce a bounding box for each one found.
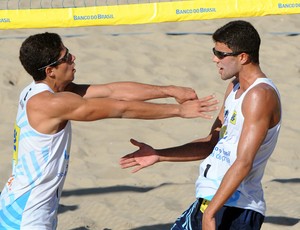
[120,139,159,173]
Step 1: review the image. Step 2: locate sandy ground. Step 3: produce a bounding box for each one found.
[0,14,299,229]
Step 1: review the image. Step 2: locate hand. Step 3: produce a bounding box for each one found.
[202,210,216,230]
[171,86,198,104]
[179,95,219,119]
[119,139,159,173]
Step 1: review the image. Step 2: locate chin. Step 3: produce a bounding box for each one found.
[220,75,227,80]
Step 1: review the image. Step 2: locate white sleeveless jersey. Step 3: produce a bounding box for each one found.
[0,82,71,229]
[195,78,281,215]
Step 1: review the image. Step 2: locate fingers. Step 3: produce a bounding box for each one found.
[119,153,144,173]
[130,138,144,148]
[130,138,139,146]
[180,96,219,119]
[200,95,219,105]
[174,87,198,104]
[197,113,215,120]
[200,100,219,112]
[120,139,145,172]
[198,95,219,112]
[131,166,143,173]
[198,94,216,102]
[120,159,138,168]
[120,158,138,169]
[195,97,219,119]
[186,88,198,100]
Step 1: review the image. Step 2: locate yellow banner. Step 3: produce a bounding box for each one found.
[0,0,300,29]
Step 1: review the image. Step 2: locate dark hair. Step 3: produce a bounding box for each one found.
[212,20,261,64]
[19,32,63,81]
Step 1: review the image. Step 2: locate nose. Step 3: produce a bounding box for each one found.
[212,54,218,63]
[71,53,76,62]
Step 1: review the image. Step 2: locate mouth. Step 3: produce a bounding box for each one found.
[217,66,223,74]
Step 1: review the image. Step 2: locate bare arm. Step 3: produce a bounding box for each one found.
[119,82,236,173]
[120,107,223,173]
[66,82,200,103]
[57,92,218,121]
[202,84,281,229]
[27,90,218,134]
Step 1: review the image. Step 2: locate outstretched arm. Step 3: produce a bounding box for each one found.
[119,82,234,173]
[120,113,222,173]
[66,82,200,103]
[28,89,219,134]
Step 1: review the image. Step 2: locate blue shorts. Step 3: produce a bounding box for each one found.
[171,198,264,230]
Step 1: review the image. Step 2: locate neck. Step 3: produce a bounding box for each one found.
[36,79,65,93]
[237,65,266,91]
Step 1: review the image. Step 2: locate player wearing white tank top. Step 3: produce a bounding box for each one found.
[0,82,71,229]
[120,20,282,230]
[195,78,281,215]
[0,33,218,229]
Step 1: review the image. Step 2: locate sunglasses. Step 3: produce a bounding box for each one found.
[38,48,72,71]
[212,48,245,59]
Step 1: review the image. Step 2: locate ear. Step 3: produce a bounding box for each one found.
[45,67,55,78]
[240,53,251,65]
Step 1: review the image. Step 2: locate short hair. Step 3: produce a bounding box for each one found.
[19,32,63,81]
[212,20,261,64]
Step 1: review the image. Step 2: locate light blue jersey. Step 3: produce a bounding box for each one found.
[195,78,281,215]
[0,82,71,229]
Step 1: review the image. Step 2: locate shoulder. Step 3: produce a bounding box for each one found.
[28,90,78,109]
[246,81,279,103]
[27,90,55,110]
[242,80,281,125]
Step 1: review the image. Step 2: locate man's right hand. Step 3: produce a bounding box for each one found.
[119,139,159,173]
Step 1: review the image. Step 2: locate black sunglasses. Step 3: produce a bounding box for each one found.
[212,48,245,59]
[38,48,72,71]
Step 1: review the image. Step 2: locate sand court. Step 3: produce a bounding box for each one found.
[0,14,299,229]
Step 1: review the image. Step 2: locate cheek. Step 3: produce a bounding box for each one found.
[224,59,237,70]
[57,66,73,80]
[227,63,239,76]
[61,65,72,74]
[221,61,237,78]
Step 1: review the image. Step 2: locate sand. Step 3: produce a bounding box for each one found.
[0,14,299,230]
